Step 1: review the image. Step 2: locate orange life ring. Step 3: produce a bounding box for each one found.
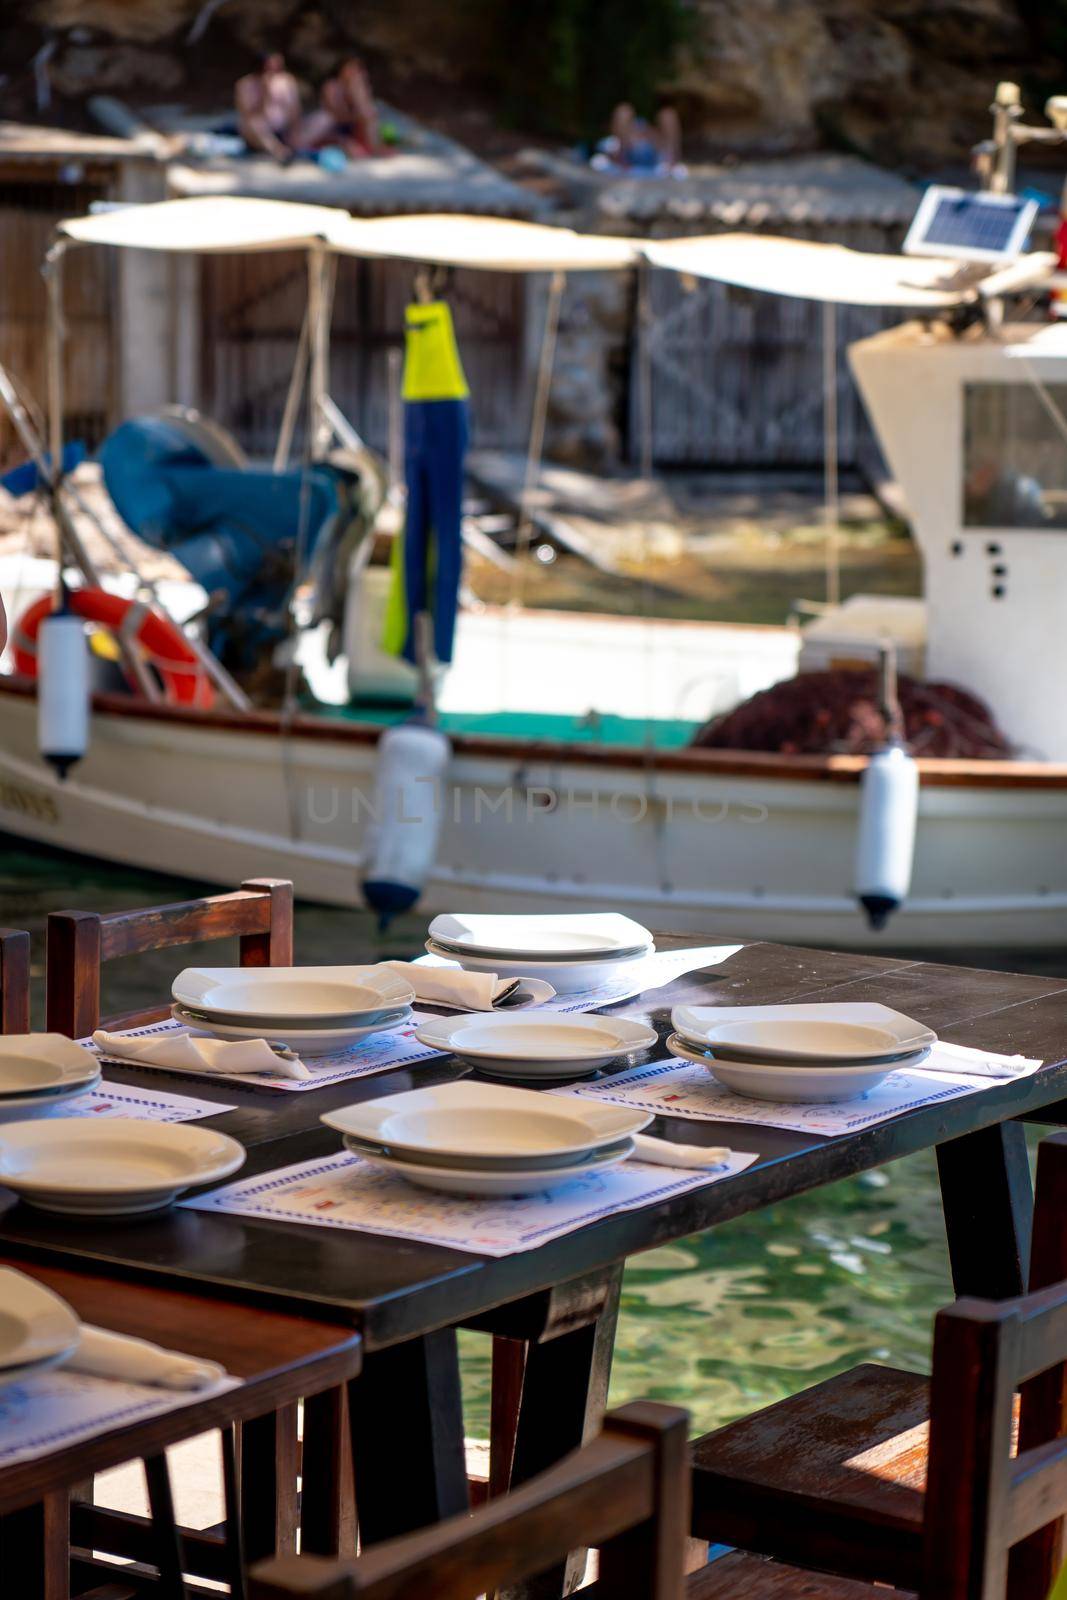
[14,589,216,710]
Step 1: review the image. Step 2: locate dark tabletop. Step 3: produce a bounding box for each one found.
[2,939,1066,1350]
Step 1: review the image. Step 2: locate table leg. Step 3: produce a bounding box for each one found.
[0,1493,70,1599]
[502,1265,623,1599]
[348,1329,469,1544]
[937,1120,1033,1299]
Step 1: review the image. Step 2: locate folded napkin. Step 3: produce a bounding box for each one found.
[70,1325,226,1391]
[93,1029,311,1082]
[383,961,537,1011]
[914,1041,1043,1081]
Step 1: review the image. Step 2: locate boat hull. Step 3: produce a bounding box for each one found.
[1,680,1066,949]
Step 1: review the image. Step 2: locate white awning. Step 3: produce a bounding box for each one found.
[328,213,641,272]
[643,233,982,307]
[58,195,348,253]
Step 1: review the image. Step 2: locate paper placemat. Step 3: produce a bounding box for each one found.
[0,1367,239,1469]
[88,1016,446,1093]
[420,944,741,1016]
[54,1078,234,1123]
[553,1043,1043,1137]
[183,1147,758,1258]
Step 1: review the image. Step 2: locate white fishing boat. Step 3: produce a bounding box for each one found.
[3,90,1067,949]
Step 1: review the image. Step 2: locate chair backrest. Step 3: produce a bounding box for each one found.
[923,1131,1067,1600]
[248,1401,689,1600]
[45,877,294,1037]
[0,929,30,1034]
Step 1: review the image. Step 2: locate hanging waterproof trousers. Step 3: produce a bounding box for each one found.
[399,396,469,664]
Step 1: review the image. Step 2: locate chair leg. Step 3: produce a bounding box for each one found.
[144,1453,185,1600]
[489,1338,527,1497]
[301,1385,356,1557]
[238,1405,300,1564]
[221,1424,248,1600]
[0,1492,70,1599]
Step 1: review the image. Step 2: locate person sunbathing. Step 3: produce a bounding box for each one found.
[315,57,383,159]
[235,53,308,162]
[592,102,685,176]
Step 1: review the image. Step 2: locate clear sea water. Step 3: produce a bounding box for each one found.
[1,834,1056,1440]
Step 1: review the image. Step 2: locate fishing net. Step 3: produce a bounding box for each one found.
[691,669,1013,759]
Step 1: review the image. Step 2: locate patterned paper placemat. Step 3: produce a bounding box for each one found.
[552,1043,1043,1138]
[56,1078,234,1123]
[0,1368,239,1469]
[183,1146,758,1257]
[89,1016,446,1093]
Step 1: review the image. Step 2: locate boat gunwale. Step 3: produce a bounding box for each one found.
[1,673,1064,789]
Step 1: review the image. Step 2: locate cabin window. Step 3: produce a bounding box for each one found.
[962,382,1067,529]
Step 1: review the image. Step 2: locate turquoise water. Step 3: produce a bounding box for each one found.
[0,835,1047,1440]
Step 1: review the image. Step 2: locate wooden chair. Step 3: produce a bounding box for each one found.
[685,1129,1067,1599]
[0,926,31,1032]
[45,877,293,1036]
[0,1255,362,1600]
[248,1401,689,1600]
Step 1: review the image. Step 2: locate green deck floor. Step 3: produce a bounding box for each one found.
[331,703,700,749]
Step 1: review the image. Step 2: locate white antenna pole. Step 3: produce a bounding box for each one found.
[822,300,840,608]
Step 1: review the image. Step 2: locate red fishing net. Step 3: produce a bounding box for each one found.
[691,669,1013,759]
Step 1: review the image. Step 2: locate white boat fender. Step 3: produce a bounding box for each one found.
[361,718,452,927]
[853,742,919,930]
[37,596,90,780]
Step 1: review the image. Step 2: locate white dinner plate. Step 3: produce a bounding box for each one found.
[414,1012,657,1079]
[0,1267,80,1373]
[172,965,415,1022]
[424,942,648,996]
[351,1141,634,1197]
[173,1004,412,1057]
[0,1073,101,1123]
[321,1081,651,1162]
[0,1119,246,1215]
[694,1018,923,1066]
[672,1003,937,1056]
[428,913,652,961]
[664,1033,925,1103]
[0,1035,102,1097]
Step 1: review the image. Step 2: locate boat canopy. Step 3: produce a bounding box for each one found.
[642,233,981,307]
[58,195,349,253]
[327,213,640,272]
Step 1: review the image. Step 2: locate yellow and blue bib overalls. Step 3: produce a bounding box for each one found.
[383,301,470,665]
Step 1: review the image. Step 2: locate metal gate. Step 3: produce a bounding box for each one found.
[201,251,529,459]
[0,170,114,466]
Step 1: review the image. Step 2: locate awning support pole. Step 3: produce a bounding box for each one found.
[273,304,311,472]
[510,268,565,608]
[822,300,841,608]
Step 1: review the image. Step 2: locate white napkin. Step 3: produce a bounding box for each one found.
[93,1029,311,1082]
[70,1325,226,1391]
[383,961,531,1011]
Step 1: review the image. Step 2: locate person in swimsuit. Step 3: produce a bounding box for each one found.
[235,53,307,162]
[593,102,684,176]
[315,57,382,158]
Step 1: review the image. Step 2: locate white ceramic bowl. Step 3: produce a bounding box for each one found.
[0,1074,101,1123]
[428,912,652,961]
[173,1004,412,1057]
[699,1018,905,1064]
[0,1267,80,1373]
[664,1033,916,1103]
[424,941,648,995]
[0,1118,246,1215]
[0,1035,102,1097]
[353,1141,633,1197]
[172,965,415,1022]
[413,1012,657,1079]
[342,1131,632,1172]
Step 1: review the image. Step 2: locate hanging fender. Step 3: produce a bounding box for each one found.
[853,743,919,930]
[13,589,216,710]
[361,720,452,927]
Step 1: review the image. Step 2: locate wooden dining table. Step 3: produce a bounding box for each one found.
[1,936,1066,1584]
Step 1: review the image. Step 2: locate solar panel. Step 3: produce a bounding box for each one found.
[903,185,1038,263]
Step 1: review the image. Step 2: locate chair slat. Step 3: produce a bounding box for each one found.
[0,927,31,1034]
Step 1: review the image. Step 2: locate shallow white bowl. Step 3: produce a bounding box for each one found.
[0,1267,80,1373]
[0,1035,102,1097]
[0,1118,246,1215]
[0,1075,101,1123]
[355,1142,633,1197]
[428,912,652,962]
[322,1081,650,1162]
[173,1004,412,1057]
[342,1131,632,1172]
[664,1033,913,1103]
[414,1012,657,1079]
[173,965,415,1022]
[424,941,648,995]
[672,1003,937,1058]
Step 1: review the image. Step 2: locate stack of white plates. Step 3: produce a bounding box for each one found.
[668,1003,936,1104]
[414,1012,657,1081]
[322,1082,652,1196]
[426,913,654,995]
[171,966,416,1056]
[0,1119,246,1215]
[0,1036,101,1123]
[0,1268,79,1389]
